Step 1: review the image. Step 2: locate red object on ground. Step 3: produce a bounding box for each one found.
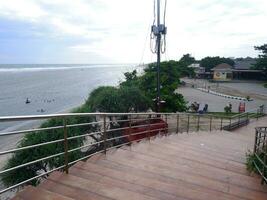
[239,102,245,113]
[122,118,168,142]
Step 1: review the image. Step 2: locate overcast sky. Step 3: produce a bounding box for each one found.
[0,0,266,64]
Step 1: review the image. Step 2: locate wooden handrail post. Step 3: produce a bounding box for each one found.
[220,117,223,131]
[103,115,107,154]
[63,117,69,174]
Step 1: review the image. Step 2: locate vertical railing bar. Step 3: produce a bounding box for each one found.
[187,115,190,134]
[176,114,179,134]
[254,129,258,153]
[229,117,232,131]
[220,117,223,131]
[63,117,69,174]
[129,115,132,147]
[165,114,168,135]
[262,131,266,184]
[246,112,249,126]
[197,114,200,132]
[148,117,151,142]
[103,115,107,154]
[209,116,212,132]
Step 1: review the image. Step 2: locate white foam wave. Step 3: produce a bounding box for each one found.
[0,65,129,73]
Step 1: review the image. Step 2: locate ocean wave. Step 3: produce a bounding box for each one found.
[0,65,130,73]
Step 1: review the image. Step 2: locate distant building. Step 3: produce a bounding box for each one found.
[188,63,206,78]
[232,58,263,80]
[211,63,233,81]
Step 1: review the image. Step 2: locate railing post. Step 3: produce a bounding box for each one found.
[220,117,223,131]
[254,129,258,153]
[229,117,232,130]
[238,115,241,127]
[165,114,168,135]
[129,115,132,146]
[257,109,259,120]
[209,116,212,132]
[187,115,190,133]
[246,112,249,125]
[197,115,200,132]
[261,130,266,184]
[103,115,107,154]
[148,117,151,141]
[63,117,69,174]
[176,114,179,134]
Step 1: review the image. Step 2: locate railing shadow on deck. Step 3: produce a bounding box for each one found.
[0,105,265,195]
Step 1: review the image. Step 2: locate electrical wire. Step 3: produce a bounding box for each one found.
[163,0,167,25]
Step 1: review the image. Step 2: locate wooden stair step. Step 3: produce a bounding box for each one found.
[132,141,248,175]
[165,134,250,154]
[14,185,74,200]
[87,153,106,163]
[167,134,252,152]
[39,178,111,200]
[77,160,245,200]
[100,148,267,199]
[108,148,264,191]
[47,171,158,200]
[152,138,247,163]
[69,166,181,200]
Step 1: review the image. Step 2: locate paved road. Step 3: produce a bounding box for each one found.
[177,79,267,112]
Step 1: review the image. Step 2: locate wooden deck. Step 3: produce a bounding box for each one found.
[12,118,267,200]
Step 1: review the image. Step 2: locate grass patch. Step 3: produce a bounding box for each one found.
[264,82,267,88]
[246,150,266,174]
[207,112,238,118]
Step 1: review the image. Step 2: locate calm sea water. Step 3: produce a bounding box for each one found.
[0,64,137,131]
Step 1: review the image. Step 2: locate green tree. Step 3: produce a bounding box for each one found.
[253,44,267,74]
[179,54,196,66]
[1,105,95,187]
[122,60,188,112]
[86,86,150,113]
[200,56,235,71]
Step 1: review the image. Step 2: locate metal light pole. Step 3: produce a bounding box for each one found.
[151,0,167,112]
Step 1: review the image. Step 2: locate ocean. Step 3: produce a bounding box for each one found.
[0,64,137,132]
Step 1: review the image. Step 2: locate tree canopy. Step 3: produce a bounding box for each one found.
[200,56,235,71]
[253,44,267,74]
[86,85,150,113]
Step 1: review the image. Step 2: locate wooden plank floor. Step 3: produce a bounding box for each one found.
[12,117,267,200]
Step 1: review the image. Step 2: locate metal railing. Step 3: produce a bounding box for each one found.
[0,107,265,195]
[254,127,267,184]
[223,105,265,131]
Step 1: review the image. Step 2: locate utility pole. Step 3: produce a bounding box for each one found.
[151,0,167,112]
